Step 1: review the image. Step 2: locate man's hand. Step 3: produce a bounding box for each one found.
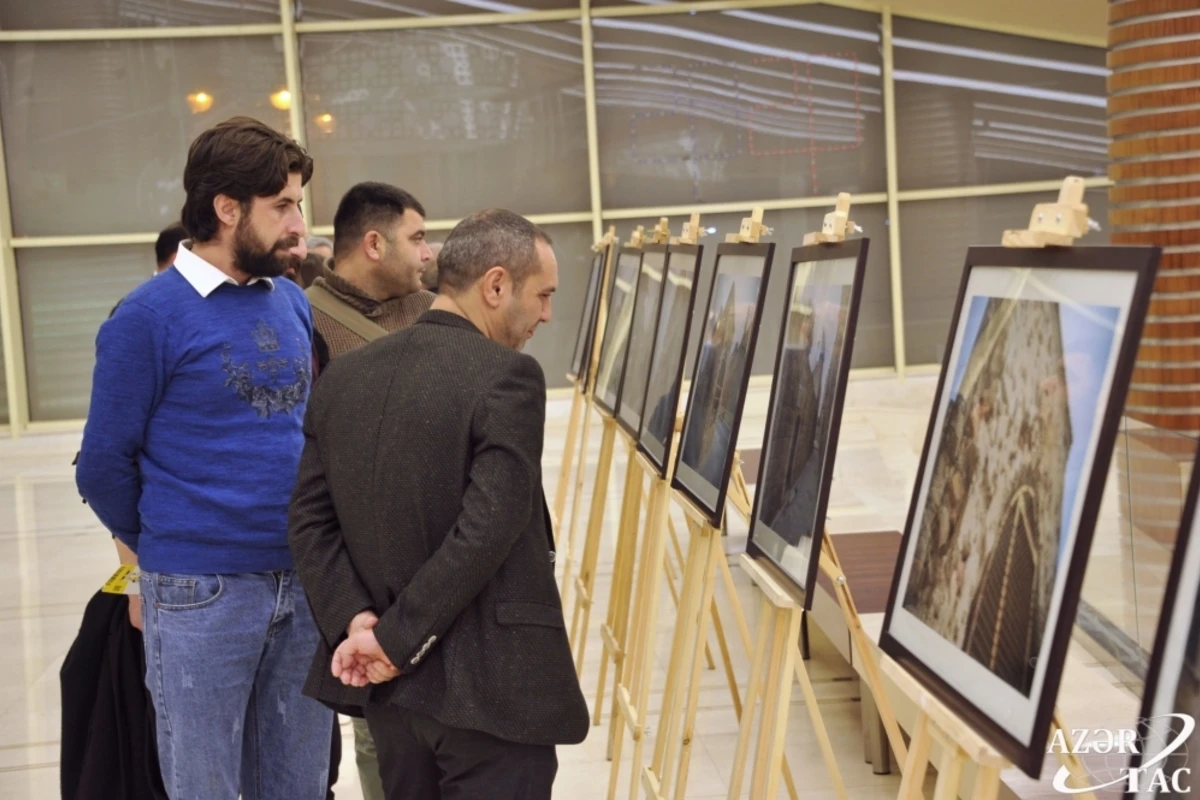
[128,595,143,631]
[114,538,141,631]
[347,610,378,637]
[331,629,399,688]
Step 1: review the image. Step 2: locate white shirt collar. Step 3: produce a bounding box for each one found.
[173,242,275,298]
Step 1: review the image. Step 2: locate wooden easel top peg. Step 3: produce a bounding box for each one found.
[725,207,771,244]
[1001,175,1101,248]
[592,225,616,253]
[803,192,861,245]
[646,217,671,245]
[670,212,707,246]
[625,225,647,249]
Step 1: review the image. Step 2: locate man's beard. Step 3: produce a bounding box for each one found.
[503,302,530,351]
[233,217,300,279]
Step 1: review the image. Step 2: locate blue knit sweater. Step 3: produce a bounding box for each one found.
[76,267,313,574]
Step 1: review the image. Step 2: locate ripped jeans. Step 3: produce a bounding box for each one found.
[140,570,333,800]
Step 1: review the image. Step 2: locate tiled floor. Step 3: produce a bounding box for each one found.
[0,374,1167,798]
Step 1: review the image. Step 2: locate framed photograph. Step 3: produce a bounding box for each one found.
[673,242,776,525]
[568,249,607,386]
[638,244,704,478]
[880,246,1159,778]
[594,247,645,417]
[616,245,670,438]
[746,239,870,609]
[1127,452,1200,799]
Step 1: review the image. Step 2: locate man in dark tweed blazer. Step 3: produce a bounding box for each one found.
[289,208,588,799]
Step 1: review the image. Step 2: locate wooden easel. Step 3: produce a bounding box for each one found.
[1000,175,1097,248]
[553,226,616,547]
[592,214,713,725]
[798,193,912,771]
[885,658,1097,800]
[590,416,716,687]
[571,218,719,679]
[604,210,787,800]
[560,224,644,603]
[727,553,847,800]
[565,220,695,663]
[884,176,1103,800]
[607,471,740,800]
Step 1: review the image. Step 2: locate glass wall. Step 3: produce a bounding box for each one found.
[0,1,1110,425]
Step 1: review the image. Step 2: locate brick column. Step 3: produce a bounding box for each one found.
[1109,0,1200,435]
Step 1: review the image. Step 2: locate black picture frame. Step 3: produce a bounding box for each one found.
[615,244,671,439]
[672,241,775,526]
[1126,447,1200,798]
[745,239,870,610]
[594,247,645,417]
[637,243,704,478]
[568,248,607,386]
[879,245,1159,779]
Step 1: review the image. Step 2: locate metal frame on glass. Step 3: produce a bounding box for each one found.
[879,245,1159,778]
[1128,449,1200,799]
[637,242,704,478]
[568,249,606,386]
[0,1,1109,435]
[672,241,775,526]
[614,243,669,438]
[593,246,645,418]
[745,238,870,609]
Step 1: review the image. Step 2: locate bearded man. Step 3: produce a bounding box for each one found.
[76,117,333,800]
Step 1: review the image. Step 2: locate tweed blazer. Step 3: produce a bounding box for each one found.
[289,310,589,747]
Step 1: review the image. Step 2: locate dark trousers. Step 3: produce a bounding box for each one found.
[364,704,557,800]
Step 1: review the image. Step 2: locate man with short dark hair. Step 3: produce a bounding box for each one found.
[76,116,332,800]
[307,181,434,372]
[304,180,434,800]
[154,222,188,274]
[291,209,587,800]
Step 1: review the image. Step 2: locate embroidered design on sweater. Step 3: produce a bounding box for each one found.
[221,321,311,417]
[253,320,280,352]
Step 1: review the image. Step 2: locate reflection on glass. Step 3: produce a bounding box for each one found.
[677,252,769,508]
[18,245,155,421]
[893,18,1106,190]
[299,0,575,20]
[0,0,277,28]
[1137,467,1200,799]
[300,24,589,221]
[593,4,885,208]
[751,257,857,594]
[569,252,605,383]
[617,249,667,434]
[640,248,701,472]
[520,223,595,390]
[595,251,643,412]
[900,190,1111,367]
[0,38,289,237]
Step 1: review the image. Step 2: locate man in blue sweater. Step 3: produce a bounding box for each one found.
[76,117,333,800]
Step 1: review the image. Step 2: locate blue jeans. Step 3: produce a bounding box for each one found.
[140,570,333,800]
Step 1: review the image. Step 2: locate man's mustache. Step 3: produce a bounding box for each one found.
[277,236,307,261]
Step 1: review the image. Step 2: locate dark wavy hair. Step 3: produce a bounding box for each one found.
[181,117,313,243]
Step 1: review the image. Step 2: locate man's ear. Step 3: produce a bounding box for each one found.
[214,194,241,229]
[363,230,384,262]
[480,265,507,309]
